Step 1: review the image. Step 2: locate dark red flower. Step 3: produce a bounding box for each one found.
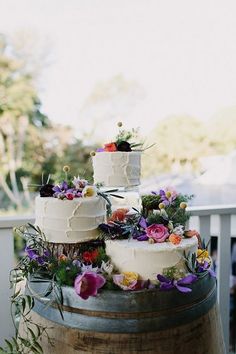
[82,249,99,263]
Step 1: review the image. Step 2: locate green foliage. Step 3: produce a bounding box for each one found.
[142,194,161,216]
[55,262,79,286]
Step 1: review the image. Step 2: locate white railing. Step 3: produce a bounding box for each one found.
[0,216,34,347]
[0,207,235,353]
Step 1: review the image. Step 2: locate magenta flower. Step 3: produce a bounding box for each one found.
[74,271,106,300]
[146,224,169,243]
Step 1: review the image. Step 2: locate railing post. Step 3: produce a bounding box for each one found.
[199,215,211,250]
[218,214,231,353]
[0,228,14,346]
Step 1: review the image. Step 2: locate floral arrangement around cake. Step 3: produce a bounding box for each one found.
[15,187,214,299]
[1,185,215,354]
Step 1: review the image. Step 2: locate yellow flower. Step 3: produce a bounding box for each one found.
[165,191,172,198]
[197,249,209,258]
[121,272,138,287]
[63,165,70,173]
[158,202,165,209]
[197,249,211,265]
[82,185,97,198]
[180,202,187,209]
[90,151,96,157]
[117,121,123,127]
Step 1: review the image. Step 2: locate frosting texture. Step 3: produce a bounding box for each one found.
[93,151,141,187]
[105,237,198,280]
[35,196,106,243]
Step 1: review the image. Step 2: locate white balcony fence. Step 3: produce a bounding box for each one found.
[0,206,236,353]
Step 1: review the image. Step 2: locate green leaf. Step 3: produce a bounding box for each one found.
[32,342,43,354]
[27,223,40,233]
[21,298,26,313]
[4,340,13,352]
[28,328,36,341]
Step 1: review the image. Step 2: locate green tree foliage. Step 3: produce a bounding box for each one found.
[142,115,210,177]
[0,34,96,213]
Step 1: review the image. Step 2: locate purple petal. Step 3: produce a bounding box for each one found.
[61,181,68,191]
[157,274,171,283]
[37,256,46,265]
[137,234,148,241]
[43,250,50,257]
[96,148,105,152]
[52,185,61,193]
[139,216,147,229]
[175,284,192,293]
[159,283,175,291]
[151,191,157,195]
[208,268,216,278]
[177,274,197,285]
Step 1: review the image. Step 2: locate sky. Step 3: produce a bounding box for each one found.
[1,0,236,141]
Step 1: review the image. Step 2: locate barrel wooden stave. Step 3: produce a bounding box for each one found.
[29,305,225,354]
[22,276,226,354]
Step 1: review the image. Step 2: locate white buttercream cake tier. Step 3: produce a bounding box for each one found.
[105,237,198,281]
[35,196,106,243]
[100,187,142,212]
[92,151,141,188]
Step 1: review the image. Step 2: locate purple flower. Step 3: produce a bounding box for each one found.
[197,261,216,278]
[74,271,106,300]
[25,246,50,266]
[137,233,149,241]
[139,216,147,229]
[96,148,105,152]
[52,181,69,197]
[159,187,178,206]
[157,274,198,293]
[25,246,38,260]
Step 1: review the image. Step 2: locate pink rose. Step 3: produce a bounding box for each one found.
[146,224,169,243]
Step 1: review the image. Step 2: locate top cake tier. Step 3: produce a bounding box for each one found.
[92,151,141,188]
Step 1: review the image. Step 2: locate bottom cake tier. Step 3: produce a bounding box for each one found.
[105,237,198,281]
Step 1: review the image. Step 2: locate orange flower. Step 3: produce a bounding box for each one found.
[109,208,129,222]
[104,142,117,152]
[58,254,67,262]
[169,233,182,245]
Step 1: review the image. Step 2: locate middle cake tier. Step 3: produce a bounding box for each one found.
[105,237,198,281]
[35,195,107,243]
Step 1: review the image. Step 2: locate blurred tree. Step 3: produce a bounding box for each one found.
[208,107,236,154]
[0,33,93,212]
[142,115,210,177]
[0,33,48,209]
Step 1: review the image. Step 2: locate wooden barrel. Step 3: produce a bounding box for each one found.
[24,275,225,354]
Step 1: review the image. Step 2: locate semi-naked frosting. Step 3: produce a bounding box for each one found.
[105,237,198,281]
[92,151,141,187]
[35,196,106,243]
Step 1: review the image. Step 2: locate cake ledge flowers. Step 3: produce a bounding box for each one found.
[99,187,196,246]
